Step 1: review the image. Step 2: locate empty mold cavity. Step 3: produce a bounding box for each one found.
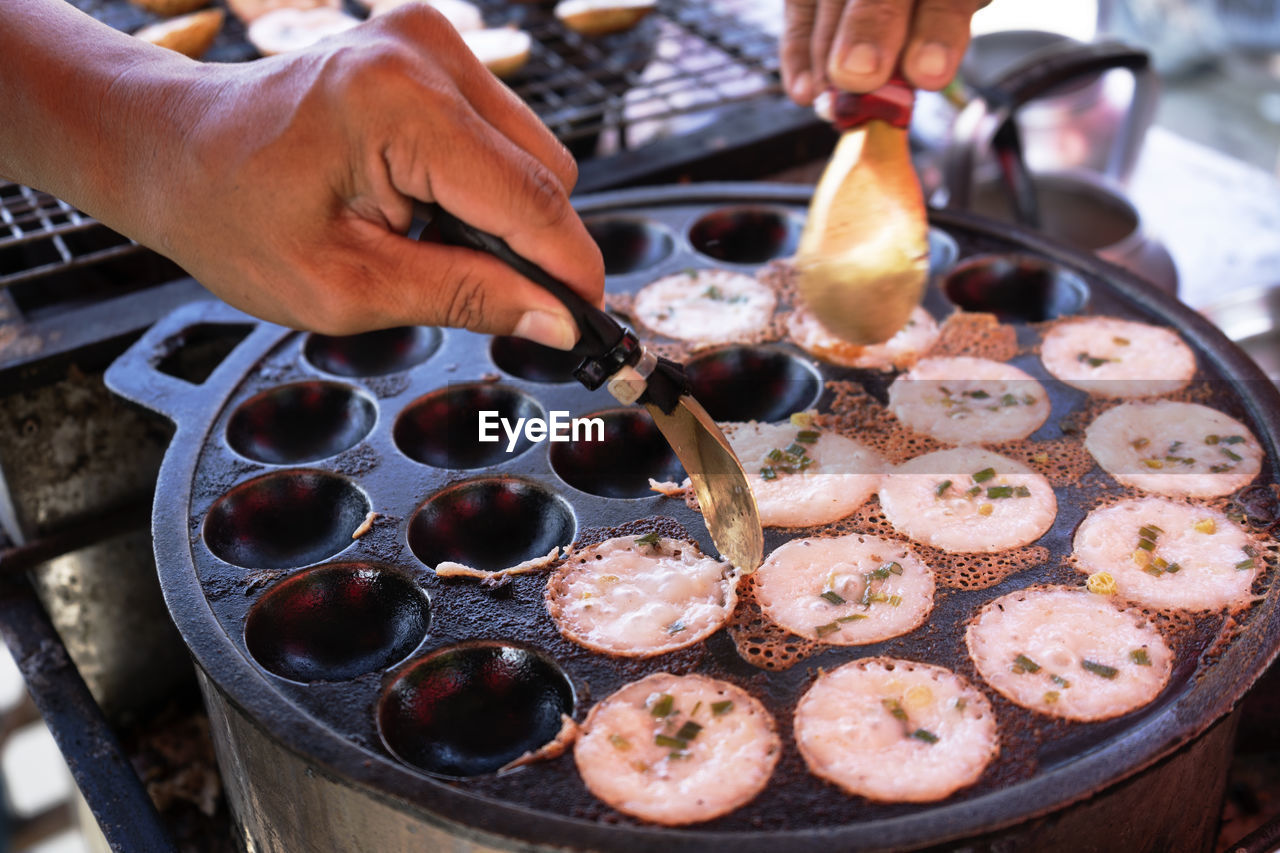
[304,326,441,377]
[244,564,428,682]
[394,384,543,469]
[378,641,575,778]
[943,254,1089,323]
[490,336,582,383]
[204,471,369,569]
[227,381,377,465]
[408,478,574,571]
[549,408,685,498]
[685,346,822,422]
[584,216,676,275]
[688,206,802,264]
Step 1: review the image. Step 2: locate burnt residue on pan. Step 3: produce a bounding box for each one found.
[161,195,1280,843]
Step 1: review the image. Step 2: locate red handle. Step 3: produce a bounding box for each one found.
[829,76,915,131]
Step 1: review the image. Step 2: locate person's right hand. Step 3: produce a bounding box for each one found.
[92,6,605,347]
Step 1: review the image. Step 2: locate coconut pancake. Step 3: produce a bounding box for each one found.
[1073,498,1258,611]
[1084,401,1262,497]
[966,587,1173,721]
[634,270,776,344]
[1041,317,1195,397]
[787,305,938,370]
[888,356,1050,444]
[722,420,884,527]
[546,535,736,657]
[755,534,934,644]
[574,673,780,824]
[794,658,998,802]
[879,447,1057,552]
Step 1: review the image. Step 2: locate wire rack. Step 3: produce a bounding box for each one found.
[1,0,785,291]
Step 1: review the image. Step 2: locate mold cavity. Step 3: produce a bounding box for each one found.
[227,381,377,465]
[379,641,575,778]
[395,384,543,469]
[685,346,822,422]
[584,216,675,275]
[408,478,574,571]
[304,326,441,377]
[245,564,428,682]
[689,206,802,264]
[155,323,253,385]
[549,408,685,498]
[943,254,1089,323]
[204,471,370,569]
[490,336,582,383]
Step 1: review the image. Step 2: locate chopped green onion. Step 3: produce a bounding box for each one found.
[1113,336,1130,346]
[674,720,703,741]
[1132,437,1151,449]
[820,590,846,605]
[837,614,868,622]
[1205,434,1220,445]
[954,698,967,712]
[1081,659,1119,679]
[785,442,808,457]
[814,622,841,638]
[887,561,904,575]
[795,430,821,443]
[1222,435,1247,444]
[766,449,785,463]
[1210,464,1232,473]
[760,466,777,480]
[790,412,813,428]
[1014,485,1032,498]
[1043,691,1060,704]
[1236,558,1256,571]
[1001,393,1018,407]
[910,728,939,744]
[690,701,702,717]
[1166,562,1182,574]
[870,565,892,581]
[1136,538,1156,552]
[1130,649,1151,666]
[634,532,661,547]
[1139,524,1164,538]
[935,480,953,497]
[651,694,675,717]
[702,285,723,300]
[711,700,734,716]
[655,734,687,749]
[667,620,686,635]
[987,485,1014,499]
[1013,653,1041,674]
[1222,448,1244,462]
[609,734,631,750]
[966,485,983,498]
[888,594,903,607]
[882,698,908,721]
[972,467,996,483]
[1050,674,1071,688]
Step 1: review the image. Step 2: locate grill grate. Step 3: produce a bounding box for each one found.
[0,0,784,290]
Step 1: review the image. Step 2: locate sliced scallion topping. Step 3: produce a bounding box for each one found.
[837,614,868,622]
[711,700,734,716]
[967,389,991,400]
[795,430,821,443]
[954,698,967,712]
[674,720,703,741]
[1113,336,1130,346]
[814,622,841,638]
[819,590,846,605]
[935,480,952,497]
[1014,485,1032,498]
[1081,659,1119,679]
[966,485,983,498]
[882,698,908,721]
[760,466,777,480]
[790,412,813,428]
[1012,654,1041,674]
[887,562,904,575]
[1130,649,1151,666]
[1001,393,1018,407]
[888,594,903,607]
[1222,448,1244,462]
[1043,691,1060,704]
[1050,674,1071,688]
[1132,437,1151,449]
[987,485,1014,499]
[1236,558,1256,571]
[651,694,675,717]
[609,734,631,750]
[785,442,807,457]
[972,467,996,483]
[634,531,661,547]
[1222,435,1246,444]
[655,734,687,749]
[1139,524,1164,538]
[910,728,939,744]
[666,620,686,635]
[690,701,702,717]
[1166,562,1182,574]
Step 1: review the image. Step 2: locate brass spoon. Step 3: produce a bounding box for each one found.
[794,83,930,346]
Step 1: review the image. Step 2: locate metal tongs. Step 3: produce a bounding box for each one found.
[794,78,930,345]
[417,203,763,573]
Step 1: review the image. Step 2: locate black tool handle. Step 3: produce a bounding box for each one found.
[422,203,624,361]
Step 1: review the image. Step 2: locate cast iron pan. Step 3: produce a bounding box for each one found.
[105,183,1280,851]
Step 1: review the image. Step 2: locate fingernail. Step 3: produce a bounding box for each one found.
[514,309,577,350]
[790,70,812,101]
[843,42,880,77]
[913,42,949,79]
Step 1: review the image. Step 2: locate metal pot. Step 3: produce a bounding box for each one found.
[105,183,1280,852]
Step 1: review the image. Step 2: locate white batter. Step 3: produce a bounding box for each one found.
[888,356,1050,444]
[787,305,939,370]
[1073,498,1259,611]
[879,447,1057,552]
[966,587,1173,721]
[546,535,736,657]
[574,673,780,824]
[794,658,998,802]
[1040,317,1196,397]
[755,534,934,644]
[634,270,776,343]
[1084,401,1262,498]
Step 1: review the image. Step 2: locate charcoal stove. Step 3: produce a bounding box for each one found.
[97,183,1280,852]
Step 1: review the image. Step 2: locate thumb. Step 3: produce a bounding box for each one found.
[384,236,582,350]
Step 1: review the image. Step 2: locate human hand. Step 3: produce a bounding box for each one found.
[781,0,988,105]
[109,8,603,348]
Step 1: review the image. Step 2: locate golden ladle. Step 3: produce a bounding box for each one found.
[794,81,930,345]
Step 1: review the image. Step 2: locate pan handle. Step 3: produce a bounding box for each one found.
[104,300,276,424]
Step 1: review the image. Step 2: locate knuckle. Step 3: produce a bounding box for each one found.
[520,163,570,228]
[443,268,489,330]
